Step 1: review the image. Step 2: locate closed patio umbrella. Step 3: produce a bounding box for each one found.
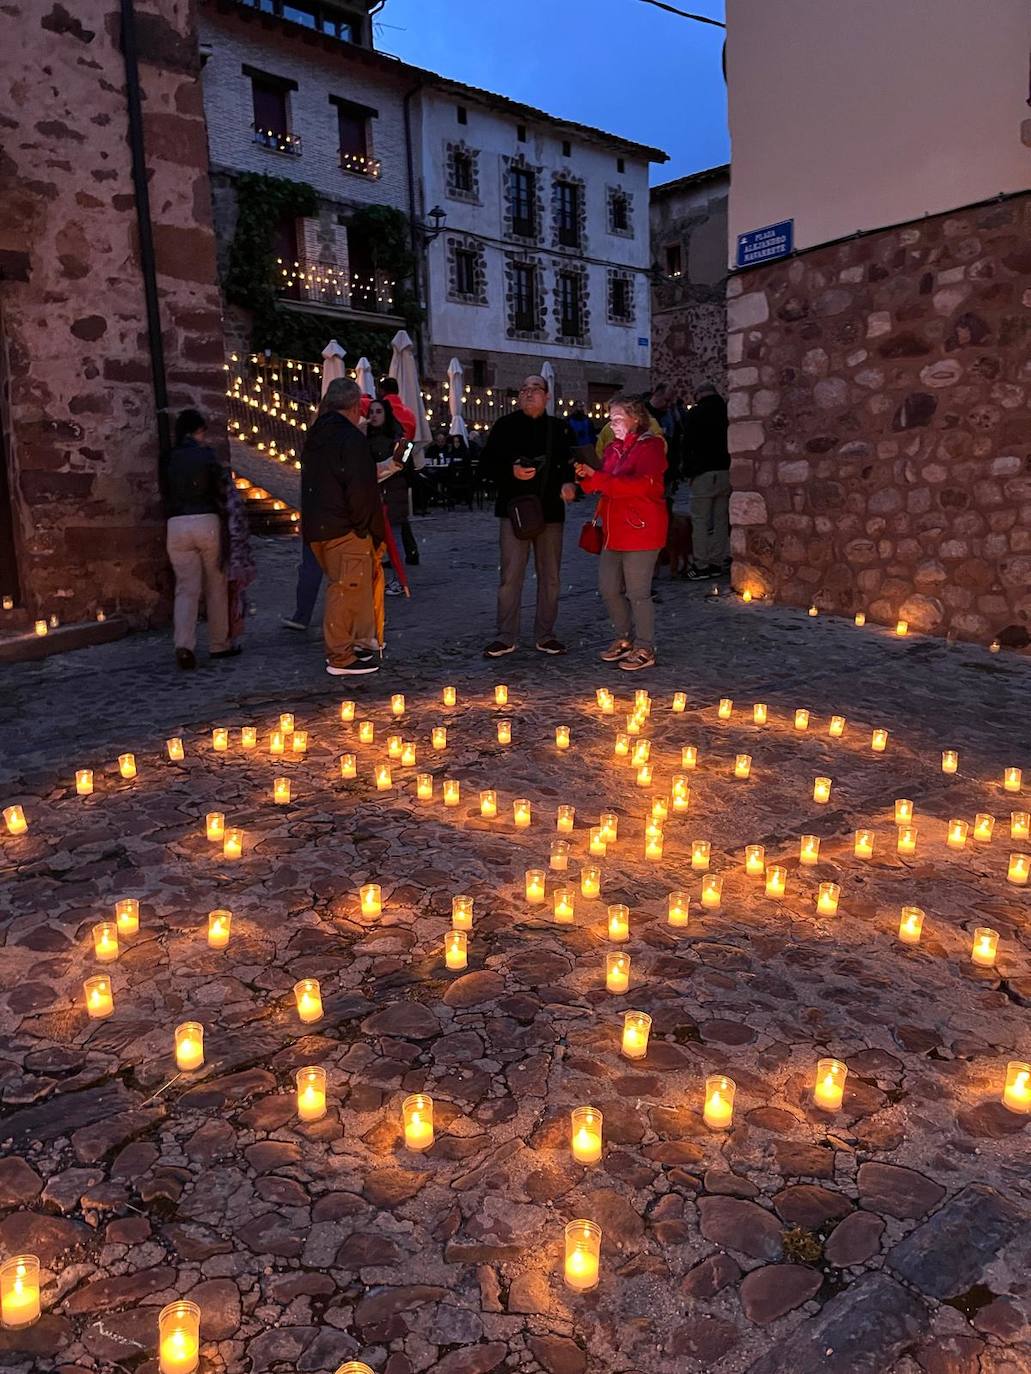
[355,356,376,399]
[388,330,432,447]
[447,356,469,442]
[320,339,346,398]
[540,359,557,415]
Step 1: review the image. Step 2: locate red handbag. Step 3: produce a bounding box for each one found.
[578,504,604,555]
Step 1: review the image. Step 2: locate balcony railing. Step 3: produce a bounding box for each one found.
[276,259,396,314]
[340,150,382,179]
[252,124,302,156]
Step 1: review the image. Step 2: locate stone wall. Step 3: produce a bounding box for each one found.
[0,0,226,627]
[727,192,1031,647]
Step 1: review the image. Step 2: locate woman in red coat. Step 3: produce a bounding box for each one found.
[575,395,668,670]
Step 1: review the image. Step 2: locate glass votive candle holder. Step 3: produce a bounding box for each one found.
[941,749,958,775]
[703,1073,735,1130]
[84,975,113,1019]
[614,731,630,757]
[222,827,243,860]
[294,977,323,1023]
[296,1065,327,1122]
[734,753,752,780]
[480,789,498,818]
[340,700,356,722]
[115,898,139,935]
[621,1010,651,1060]
[1008,853,1030,885]
[897,825,918,855]
[340,753,357,779]
[451,895,473,930]
[556,725,571,750]
[241,725,257,749]
[607,904,629,942]
[636,764,653,788]
[854,829,874,859]
[118,753,137,779]
[898,905,924,944]
[417,774,433,801]
[800,834,820,865]
[274,777,291,804]
[599,812,618,843]
[494,684,508,706]
[205,811,224,842]
[525,868,546,903]
[1002,1061,1031,1114]
[564,1219,602,1291]
[634,689,650,712]
[668,891,690,927]
[443,779,461,807]
[700,874,722,908]
[947,819,968,849]
[672,691,687,713]
[589,826,607,857]
[854,611,866,626]
[269,730,285,756]
[403,1093,434,1151]
[375,764,393,792]
[896,619,908,636]
[973,813,994,843]
[212,727,228,752]
[1011,812,1030,841]
[813,777,832,804]
[813,1057,847,1111]
[717,698,733,720]
[279,713,294,734]
[580,865,601,899]
[745,843,765,876]
[207,909,231,949]
[167,737,185,761]
[442,684,457,706]
[570,1106,603,1164]
[387,734,404,760]
[158,1299,200,1374]
[871,728,888,752]
[557,804,575,833]
[553,886,575,923]
[1003,766,1022,793]
[401,741,417,768]
[550,839,570,871]
[765,865,787,900]
[445,929,468,970]
[829,715,846,738]
[93,921,119,962]
[0,1253,41,1330]
[650,798,668,823]
[817,882,840,916]
[514,798,531,828]
[971,927,999,968]
[432,726,447,750]
[753,702,767,726]
[605,950,630,993]
[794,709,810,731]
[34,619,47,636]
[360,883,382,916]
[671,776,690,811]
[895,798,914,823]
[390,693,405,717]
[691,839,710,871]
[631,740,651,768]
[175,1021,204,1072]
[497,720,512,745]
[76,769,94,796]
[357,719,375,746]
[682,745,698,770]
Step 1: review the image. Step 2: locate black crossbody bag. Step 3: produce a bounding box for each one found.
[506,421,553,540]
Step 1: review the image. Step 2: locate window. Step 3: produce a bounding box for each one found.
[321,14,355,40]
[558,272,581,338]
[472,359,487,387]
[665,243,683,277]
[332,96,379,177]
[511,167,536,238]
[457,105,468,125]
[453,150,473,194]
[517,124,527,142]
[252,79,288,136]
[455,249,477,297]
[556,181,580,249]
[609,275,633,323]
[617,157,626,173]
[562,139,571,157]
[610,193,629,232]
[513,263,537,331]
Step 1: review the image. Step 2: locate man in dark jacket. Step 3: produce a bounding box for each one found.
[682,383,731,578]
[301,377,385,675]
[480,374,575,657]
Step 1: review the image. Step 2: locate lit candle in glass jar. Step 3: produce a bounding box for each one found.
[941,749,958,775]
[241,726,257,749]
[387,735,404,760]
[391,694,405,717]
[290,730,307,755]
[403,1093,433,1151]
[550,839,570,872]
[33,619,47,637]
[800,834,820,865]
[813,1057,847,1111]
[808,605,818,617]
[744,844,765,876]
[555,725,570,750]
[205,812,224,843]
[212,728,228,752]
[895,798,914,823]
[854,829,874,859]
[599,812,618,844]
[432,726,447,750]
[794,708,810,731]
[451,895,473,930]
[294,978,323,1023]
[475,789,496,819]
[621,1010,651,1059]
[896,617,909,636]
[854,611,866,626]
[765,865,787,900]
[1011,812,1030,841]
[497,719,512,745]
[0,1254,41,1330]
[613,732,630,758]
[581,865,601,899]
[871,728,888,752]
[358,720,374,745]
[525,868,546,903]
[571,1107,603,1164]
[631,739,650,767]
[167,737,185,761]
[175,1022,204,1072]
[269,730,285,756]
[753,702,767,726]
[417,773,433,801]
[1008,853,1030,885]
[672,691,687,713]
[947,819,968,849]
[671,776,690,812]
[442,685,457,707]
[717,698,733,720]
[607,904,630,941]
[115,898,139,935]
[829,715,846,738]
[651,798,668,824]
[898,905,924,944]
[703,1074,735,1130]
[375,764,392,791]
[635,689,650,712]
[973,813,994,843]
[207,909,231,949]
[897,825,918,855]
[691,839,710,871]
[274,777,291,804]
[514,798,531,828]
[668,889,690,928]
[813,776,832,804]
[1003,767,1022,793]
[443,778,460,807]
[360,883,382,916]
[340,753,357,779]
[564,1219,601,1292]
[682,745,698,770]
[93,921,119,962]
[701,874,722,909]
[340,700,356,722]
[557,805,575,834]
[495,684,508,706]
[1002,1061,1031,1114]
[626,713,641,737]
[84,975,113,1019]
[280,713,294,734]
[734,753,752,780]
[971,927,999,968]
[605,950,630,993]
[118,753,137,779]
[401,741,417,768]
[636,764,653,788]
[596,687,614,713]
[296,1065,327,1122]
[222,828,243,860]
[553,886,575,923]
[158,1299,199,1374]
[76,769,94,796]
[445,930,468,970]
[589,826,608,857]
[817,882,840,916]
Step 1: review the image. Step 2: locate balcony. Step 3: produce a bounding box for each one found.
[340,150,382,179]
[252,124,302,156]
[276,259,398,317]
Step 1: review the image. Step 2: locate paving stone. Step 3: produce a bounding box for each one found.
[681,1253,742,1298]
[443,971,506,1007]
[528,1334,587,1374]
[698,1196,784,1260]
[0,1155,44,1205]
[740,1263,823,1324]
[889,1184,1028,1299]
[0,1210,89,1264]
[824,1210,885,1266]
[773,1183,852,1228]
[857,1162,946,1219]
[915,1334,986,1374]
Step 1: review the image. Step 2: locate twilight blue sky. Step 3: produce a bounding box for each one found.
[375,0,728,184]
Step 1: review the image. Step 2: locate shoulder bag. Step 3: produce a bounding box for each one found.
[578,501,604,555]
[506,421,553,540]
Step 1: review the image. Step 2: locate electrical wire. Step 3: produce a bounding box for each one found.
[635,0,725,27]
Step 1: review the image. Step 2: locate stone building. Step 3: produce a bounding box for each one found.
[650,164,729,400]
[725,0,1031,646]
[0,0,227,636]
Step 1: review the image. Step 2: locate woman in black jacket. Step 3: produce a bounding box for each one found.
[367,398,418,589]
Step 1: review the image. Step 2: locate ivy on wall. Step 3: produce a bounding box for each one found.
[223,172,421,374]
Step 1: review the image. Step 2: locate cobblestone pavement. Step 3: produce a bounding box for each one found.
[1,482,1029,1374]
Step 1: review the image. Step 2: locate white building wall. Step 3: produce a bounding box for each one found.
[727,0,1031,256]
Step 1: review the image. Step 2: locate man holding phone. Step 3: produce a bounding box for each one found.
[481,374,576,657]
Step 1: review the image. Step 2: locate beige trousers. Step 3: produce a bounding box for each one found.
[166,513,229,654]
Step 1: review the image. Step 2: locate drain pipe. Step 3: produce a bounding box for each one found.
[120,0,171,461]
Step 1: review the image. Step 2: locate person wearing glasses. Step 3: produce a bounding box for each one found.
[480,374,576,657]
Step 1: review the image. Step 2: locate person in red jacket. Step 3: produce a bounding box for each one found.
[359,377,417,440]
[575,394,668,671]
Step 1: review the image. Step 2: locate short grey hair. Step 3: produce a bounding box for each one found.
[323,377,363,412]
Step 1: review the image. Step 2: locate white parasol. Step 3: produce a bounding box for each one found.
[540,359,557,414]
[320,339,346,397]
[388,330,432,446]
[447,356,469,442]
[355,356,376,399]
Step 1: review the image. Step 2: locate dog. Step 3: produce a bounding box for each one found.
[664,513,693,578]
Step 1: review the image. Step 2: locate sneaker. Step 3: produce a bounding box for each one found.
[385,580,404,597]
[281,616,308,631]
[686,564,718,581]
[483,640,516,658]
[600,638,633,662]
[535,638,566,655]
[619,647,656,672]
[211,646,242,659]
[326,657,380,676]
[175,648,196,670]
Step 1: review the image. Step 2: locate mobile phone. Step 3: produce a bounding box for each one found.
[398,441,415,465]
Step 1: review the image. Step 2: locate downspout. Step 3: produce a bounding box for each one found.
[403,80,426,376]
[120,0,171,462]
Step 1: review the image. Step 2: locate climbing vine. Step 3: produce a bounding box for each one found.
[223,172,421,373]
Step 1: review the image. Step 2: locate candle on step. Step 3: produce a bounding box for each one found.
[207,909,231,949]
[432,726,447,750]
[668,890,689,927]
[621,1010,651,1060]
[294,978,323,1023]
[971,927,999,968]
[564,1219,601,1291]
[205,811,224,843]
[605,950,630,993]
[1003,766,1022,793]
[854,611,866,626]
[626,713,641,737]
[452,895,473,930]
[553,886,575,923]
[651,798,668,823]
[745,844,765,876]
[241,726,257,749]
[871,728,888,753]
[358,720,374,744]
[973,813,994,843]
[701,874,722,909]
[212,727,228,752]
[613,732,630,758]
[555,725,570,751]
[1002,1061,1031,1114]
[443,778,460,807]
[514,798,531,828]
[599,812,618,844]
[717,698,733,720]
[417,773,433,801]
[596,687,614,713]
[167,737,185,761]
[76,769,94,795]
[391,693,405,717]
[340,700,355,722]
[497,720,512,745]
[589,826,608,857]
[550,840,570,872]
[445,929,467,970]
[691,840,710,871]
[672,691,687,713]
[296,1065,327,1122]
[1012,812,1030,841]
[222,828,243,860]
[854,829,874,859]
[817,882,840,916]
[895,798,914,823]
[84,975,113,1019]
[607,904,629,942]
[895,619,908,636]
[800,834,820,865]
[93,921,119,962]
[33,619,47,636]
[494,684,508,706]
[118,753,137,779]
[479,789,497,819]
[115,898,139,935]
[941,749,958,775]
[897,824,918,855]
[570,1107,603,1164]
[703,1074,735,1130]
[375,764,392,791]
[644,827,663,861]
[631,739,650,767]
[813,1058,846,1111]
[401,741,416,768]
[581,865,601,899]
[829,715,845,738]
[813,776,832,804]
[403,1093,433,1151]
[808,605,818,617]
[274,777,291,804]
[0,1254,40,1331]
[387,734,403,760]
[360,883,382,916]
[442,685,457,707]
[280,713,294,734]
[269,730,285,756]
[682,745,698,770]
[158,1299,199,1374]
[794,708,810,731]
[898,905,924,945]
[947,819,968,849]
[734,753,752,780]
[340,753,357,779]
[1008,853,1030,885]
[525,868,546,903]
[557,804,575,834]
[765,865,787,900]
[175,1022,204,1072]
[753,702,767,726]
[636,764,652,788]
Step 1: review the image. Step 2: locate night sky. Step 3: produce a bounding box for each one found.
[375,0,728,183]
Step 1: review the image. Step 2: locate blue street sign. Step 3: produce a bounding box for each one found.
[637,337,649,347]
[736,219,794,268]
